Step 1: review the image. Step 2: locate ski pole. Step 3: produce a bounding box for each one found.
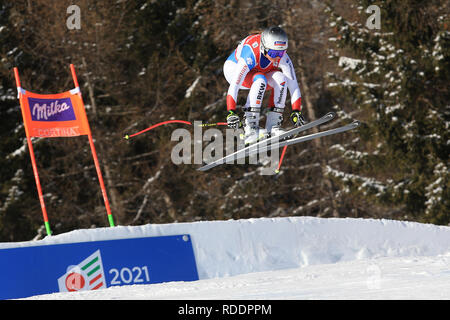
[124,120,192,139]
[275,145,288,174]
[197,122,228,127]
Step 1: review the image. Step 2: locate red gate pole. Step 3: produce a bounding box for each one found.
[13,67,52,236]
[69,64,115,227]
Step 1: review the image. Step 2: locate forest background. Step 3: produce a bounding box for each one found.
[0,0,448,241]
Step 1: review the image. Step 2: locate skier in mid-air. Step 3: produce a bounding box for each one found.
[224,26,307,145]
[198,26,359,172]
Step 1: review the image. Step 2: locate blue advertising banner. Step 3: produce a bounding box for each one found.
[0,235,198,299]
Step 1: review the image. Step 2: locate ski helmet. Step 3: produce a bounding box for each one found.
[260,26,288,58]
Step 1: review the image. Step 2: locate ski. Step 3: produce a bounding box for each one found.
[197,112,336,171]
[246,120,361,160]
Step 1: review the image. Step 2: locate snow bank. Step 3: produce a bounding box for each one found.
[1,217,449,280]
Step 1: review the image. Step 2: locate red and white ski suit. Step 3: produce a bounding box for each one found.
[223,33,302,113]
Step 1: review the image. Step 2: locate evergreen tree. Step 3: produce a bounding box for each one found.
[0,1,45,241]
[324,0,449,224]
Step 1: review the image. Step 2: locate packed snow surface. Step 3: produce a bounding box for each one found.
[2,216,448,300]
[28,254,450,300]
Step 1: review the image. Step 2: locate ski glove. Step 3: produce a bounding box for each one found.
[290,111,307,127]
[226,110,241,129]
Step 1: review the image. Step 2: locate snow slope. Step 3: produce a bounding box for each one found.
[27,253,450,300]
[2,216,449,299]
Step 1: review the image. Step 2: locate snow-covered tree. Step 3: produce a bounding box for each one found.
[324,0,449,224]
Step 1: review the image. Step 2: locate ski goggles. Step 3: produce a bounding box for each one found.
[266,49,286,59]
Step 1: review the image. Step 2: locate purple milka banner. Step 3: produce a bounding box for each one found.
[28,97,76,122]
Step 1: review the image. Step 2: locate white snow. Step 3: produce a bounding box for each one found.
[1,216,449,300]
[185,76,201,98]
[27,254,450,300]
[338,56,362,70]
